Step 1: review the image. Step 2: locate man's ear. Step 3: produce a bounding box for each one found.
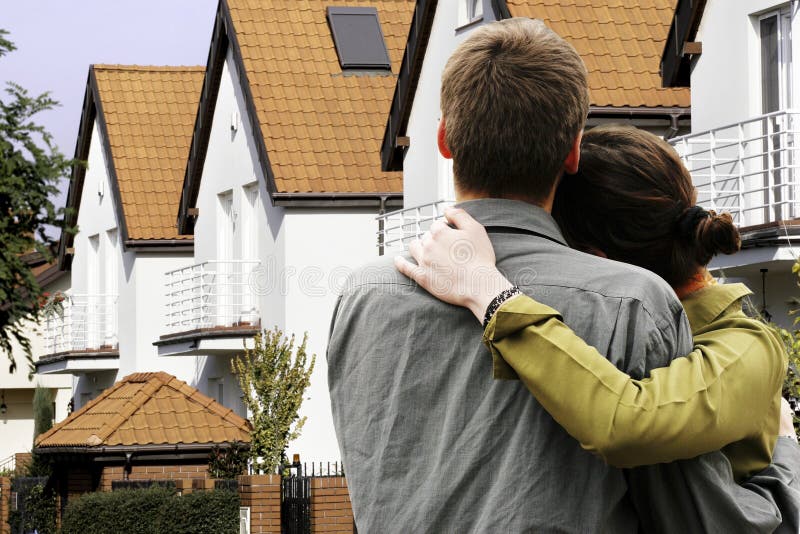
[437,120,452,159]
[562,131,582,175]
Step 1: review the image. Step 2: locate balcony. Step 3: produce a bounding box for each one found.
[36,294,119,375]
[670,110,800,234]
[156,260,261,355]
[377,200,454,252]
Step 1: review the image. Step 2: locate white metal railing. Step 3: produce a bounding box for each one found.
[164,260,261,335]
[377,200,455,251]
[670,109,800,227]
[44,294,118,355]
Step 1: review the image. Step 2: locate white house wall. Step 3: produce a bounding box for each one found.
[191,49,287,407]
[282,210,380,463]
[403,0,498,207]
[691,0,800,132]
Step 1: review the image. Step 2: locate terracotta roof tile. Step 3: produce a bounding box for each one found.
[225,0,414,194]
[36,372,251,449]
[93,65,205,240]
[507,0,690,108]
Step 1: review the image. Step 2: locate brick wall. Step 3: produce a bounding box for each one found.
[99,463,210,491]
[310,477,354,533]
[239,474,281,534]
[0,477,10,534]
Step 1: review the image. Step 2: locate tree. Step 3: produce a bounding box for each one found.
[27,385,54,476]
[0,29,76,374]
[231,328,315,473]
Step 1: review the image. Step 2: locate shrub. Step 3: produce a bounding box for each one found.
[61,486,239,534]
[7,480,56,534]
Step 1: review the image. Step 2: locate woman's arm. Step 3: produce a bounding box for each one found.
[484,293,786,474]
[395,207,787,474]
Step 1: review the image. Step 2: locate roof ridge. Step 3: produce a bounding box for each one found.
[92,64,205,72]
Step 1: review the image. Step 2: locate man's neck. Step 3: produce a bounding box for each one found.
[455,189,556,213]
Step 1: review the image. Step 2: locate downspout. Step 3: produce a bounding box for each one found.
[664,113,682,140]
[378,195,388,256]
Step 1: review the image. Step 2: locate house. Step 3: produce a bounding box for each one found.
[380,0,691,215]
[34,371,250,516]
[662,0,799,327]
[155,0,415,462]
[36,66,206,408]
[0,252,72,466]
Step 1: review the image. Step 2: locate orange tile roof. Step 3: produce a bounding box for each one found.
[507,0,690,108]
[93,66,204,240]
[226,0,414,194]
[36,372,251,449]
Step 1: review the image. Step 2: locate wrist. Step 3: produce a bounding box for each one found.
[466,271,515,321]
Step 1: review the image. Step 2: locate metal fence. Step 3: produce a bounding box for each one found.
[670,109,800,227]
[44,294,118,354]
[281,475,310,534]
[164,260,261,334]
[376,200,454,252]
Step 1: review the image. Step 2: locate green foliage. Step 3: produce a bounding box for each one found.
[208,440,249,479]
[774,260,800,431]
[61,486,239,534]
[0,29,77,375]
[232,328,315,473]
[32,385,54,438]
[7,482,56,534]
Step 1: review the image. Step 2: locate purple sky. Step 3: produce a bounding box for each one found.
[1,0,218,212]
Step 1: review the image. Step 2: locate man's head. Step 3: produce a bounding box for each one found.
[439,18,589,205]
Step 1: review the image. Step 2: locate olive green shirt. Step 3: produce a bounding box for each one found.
[484,283,787,479]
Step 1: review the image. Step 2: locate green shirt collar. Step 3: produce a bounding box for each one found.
[680,283,753,333]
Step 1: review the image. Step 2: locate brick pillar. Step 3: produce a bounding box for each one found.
[310,476,354,533]
[238,474,281,534]
[0,477,10,534]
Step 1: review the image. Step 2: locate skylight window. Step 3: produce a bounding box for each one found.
[327,7,391,70]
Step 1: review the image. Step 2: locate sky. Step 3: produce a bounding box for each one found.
[1,0,218,210]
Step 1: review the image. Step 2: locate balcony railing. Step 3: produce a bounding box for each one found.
[377,200,454,251]
[44,294,118,355]
[164,260,261,335]
[670,110,800,227]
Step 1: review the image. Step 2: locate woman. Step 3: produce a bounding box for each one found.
[395,125,800,529]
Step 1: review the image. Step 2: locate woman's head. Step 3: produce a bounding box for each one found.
[552,124,741,288]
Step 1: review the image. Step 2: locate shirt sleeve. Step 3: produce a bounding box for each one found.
[482,293,787,472]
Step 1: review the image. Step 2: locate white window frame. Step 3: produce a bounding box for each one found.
[458,0,484,28]
[759,7,793,112]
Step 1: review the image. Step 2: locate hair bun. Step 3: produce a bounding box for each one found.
[695,210,741,264]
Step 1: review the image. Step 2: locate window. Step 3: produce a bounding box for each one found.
[760,9,792,112]
[209,377,224,406]
[327,7,391,70]
[458,0,484,28]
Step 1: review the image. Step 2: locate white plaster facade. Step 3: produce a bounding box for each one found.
[677,0,800,328]
[40,117,198,409]
[0,273,72,463]
[160,50,384,462]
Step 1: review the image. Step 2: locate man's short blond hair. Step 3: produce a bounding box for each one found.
[441,18,589,201]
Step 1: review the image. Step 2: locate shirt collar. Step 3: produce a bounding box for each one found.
[680,283,754,333]
[455,198,568,247]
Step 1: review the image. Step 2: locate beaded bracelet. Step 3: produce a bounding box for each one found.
[483,286,522,329]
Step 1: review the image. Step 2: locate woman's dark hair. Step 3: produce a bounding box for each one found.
[552,125,741,288]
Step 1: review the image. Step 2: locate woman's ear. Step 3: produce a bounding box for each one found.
[438,119,452,159]
[562,131,582,175]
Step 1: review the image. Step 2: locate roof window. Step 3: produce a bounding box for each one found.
[327,7,391,70]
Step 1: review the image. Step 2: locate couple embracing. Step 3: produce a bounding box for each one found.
[328,18,800,533]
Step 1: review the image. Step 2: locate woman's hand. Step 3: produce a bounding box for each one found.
[779,397,798,442]
[394,207,515,322]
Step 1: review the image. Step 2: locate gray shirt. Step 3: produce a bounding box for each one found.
[327,198,793,533]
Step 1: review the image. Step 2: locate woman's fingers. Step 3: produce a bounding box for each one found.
[444,207,479,231]
[394,256,427,287]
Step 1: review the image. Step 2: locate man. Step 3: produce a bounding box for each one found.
[328,19,791,532]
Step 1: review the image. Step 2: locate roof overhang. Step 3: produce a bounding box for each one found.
[35,441,249,457]
[660,0,708,88]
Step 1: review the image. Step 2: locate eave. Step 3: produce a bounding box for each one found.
[660,0,708,88]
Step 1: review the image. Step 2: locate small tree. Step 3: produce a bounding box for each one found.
[0,29,76,374]
[27,385,54,476]
[231,328,315,473]
[777,261,800,410]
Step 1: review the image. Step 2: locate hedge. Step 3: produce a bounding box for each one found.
[61,486,239,534]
